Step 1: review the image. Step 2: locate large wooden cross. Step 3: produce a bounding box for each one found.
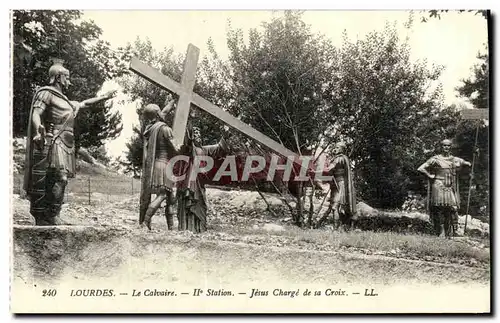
[129,43,300,162]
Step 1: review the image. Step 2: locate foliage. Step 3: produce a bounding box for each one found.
[420,10,488,22]
[87,145,112,165]
[121,125,143,177]
[456,51,489,110]
[12,10,127,150]
[326,21,445,209]
[224,11,335,154]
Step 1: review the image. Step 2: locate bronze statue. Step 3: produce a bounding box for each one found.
[140,96,183,230]
[327,142,357,230]
[418,139,472,237]
[23,60,116,225]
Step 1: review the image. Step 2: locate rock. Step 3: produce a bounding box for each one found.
[261,223,285,232]
[459,215,489,238]
[354,202,433,234]
[356,202,379,217]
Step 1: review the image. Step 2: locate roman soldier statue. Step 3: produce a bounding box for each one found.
[140,97,184,230]
[418,139,472,238]
[23,59,116,225]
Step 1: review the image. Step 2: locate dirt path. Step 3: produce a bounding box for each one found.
[13,224,489,286]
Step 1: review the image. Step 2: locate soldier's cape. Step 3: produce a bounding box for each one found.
[337,154,357,216]
[139,120,168,224]
[23,86,72,195]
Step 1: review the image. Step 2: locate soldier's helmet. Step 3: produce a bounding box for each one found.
[143,103,162,121]
[442,139,452,146]
[48,61,69,84]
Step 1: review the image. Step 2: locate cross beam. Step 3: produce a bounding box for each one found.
[129,44,300,162]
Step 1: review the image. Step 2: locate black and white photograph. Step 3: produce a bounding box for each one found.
[8,6,492,314]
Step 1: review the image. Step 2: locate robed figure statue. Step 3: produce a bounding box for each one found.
[176,123,232,233]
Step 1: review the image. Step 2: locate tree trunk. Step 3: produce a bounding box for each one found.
[295,182,304,227]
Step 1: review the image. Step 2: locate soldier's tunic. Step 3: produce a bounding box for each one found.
[419,154,467,236]
[420,155,466,208]
[23,86,78,223]
[145,121,178,193]
[139,120,180,224]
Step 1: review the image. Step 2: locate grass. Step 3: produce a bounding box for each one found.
[210,223,490,265]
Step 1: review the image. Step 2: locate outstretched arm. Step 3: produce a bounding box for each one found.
[462,159,472,167]
[202,137,232,158]
[78,90,117,110]
[160,95,176,121]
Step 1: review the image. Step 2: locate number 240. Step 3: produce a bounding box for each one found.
[42,289,57,297]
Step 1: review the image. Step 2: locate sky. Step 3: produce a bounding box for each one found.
[80,10,489,160]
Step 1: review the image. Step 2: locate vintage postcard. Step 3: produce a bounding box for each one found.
[9,8,491,314]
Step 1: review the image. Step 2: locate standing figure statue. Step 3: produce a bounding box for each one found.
[23,60,116,225]
[417,139,472,238]
[140,96,183,230]
[176,110,232,233]
[326,141,357,230]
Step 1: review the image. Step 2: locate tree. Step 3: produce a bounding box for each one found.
[121,125,143,177]
[224,11,334,155]
[12,10,127,151]
[454,51,489,220]
[456,50,489,110]
[327,21,445,209]
[213,11,338,226]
